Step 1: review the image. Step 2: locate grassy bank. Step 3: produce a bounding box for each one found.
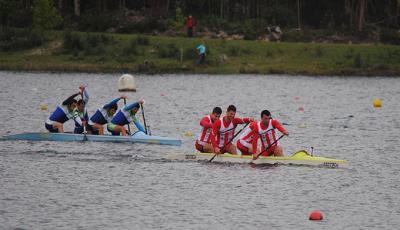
[1,31,400,76]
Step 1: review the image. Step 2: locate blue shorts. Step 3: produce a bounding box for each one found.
[107,123,120,136]
[74,126,84,134]
[86,124,99,135]
[45,123,59,133]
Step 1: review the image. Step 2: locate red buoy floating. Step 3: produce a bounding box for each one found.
[309,211,323,221]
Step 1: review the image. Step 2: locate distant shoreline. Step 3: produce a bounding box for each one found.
[1,31,399,76]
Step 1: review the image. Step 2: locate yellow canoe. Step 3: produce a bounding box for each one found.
[166,150,348,169]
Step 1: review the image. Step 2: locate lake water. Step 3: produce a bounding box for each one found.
[0,72,399,229]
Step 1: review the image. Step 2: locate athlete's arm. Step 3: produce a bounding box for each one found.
[200,117,213,128]
[62,93,79,106]
[124,99,143,111]
[71,110,83,126]
[82,89,89,104]
[132,117,145,133]
[233,117,253,126]
[249,123,259,155]
[272,119,289,135]
[211,119,221,149]
[103,98,121,109]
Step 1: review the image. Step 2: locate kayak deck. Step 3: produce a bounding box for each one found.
[166,150,348,168]
[2,131,182,146]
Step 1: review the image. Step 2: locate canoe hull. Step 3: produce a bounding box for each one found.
[2,131,181,146]
[166,151,348,168]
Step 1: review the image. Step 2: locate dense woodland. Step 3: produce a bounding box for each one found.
[1,0,399,29]
[0,0,399,43]
[1,0,400,75]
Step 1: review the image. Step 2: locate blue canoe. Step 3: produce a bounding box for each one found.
[1,131,181,146]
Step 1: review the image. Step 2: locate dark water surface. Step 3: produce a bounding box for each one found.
[0,72,399,229]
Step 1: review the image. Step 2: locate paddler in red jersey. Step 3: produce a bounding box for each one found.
[211,105,253,155]
[195,107,222,153]
[237,110,289,158]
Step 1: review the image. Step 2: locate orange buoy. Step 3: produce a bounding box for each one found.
[309,211,323,221]
[298,106,304,112]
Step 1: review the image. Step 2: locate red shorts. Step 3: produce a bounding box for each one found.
[236,140,252,155]
[218,143,235,154]
[260,145,277,157]
[195,140,209,153]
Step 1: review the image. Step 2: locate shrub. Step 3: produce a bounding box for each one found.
[86,34,100,47]
[314,46,324,57]
[380,28,400,45]
[136,35,150,46]
[228,45,240,57]
[353,53,363,68]
[79,10,119,32]
[183,47,197,60]
[168,7,185,31]
[344,48,354,59]
[32,0,62,30]
[63,31,83,52]
[243,20,261,40]
[119,18,167,33]
[158,43,180,59]
[0,28,46,51]
[265,49,275,58]
[122,39,138,56]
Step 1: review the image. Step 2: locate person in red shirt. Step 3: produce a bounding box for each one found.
[211,105,253,155]
[195,107,222,153]
[237,110,289,158]
[186,15,195,37]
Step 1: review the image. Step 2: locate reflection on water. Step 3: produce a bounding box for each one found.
[0,72,400,229]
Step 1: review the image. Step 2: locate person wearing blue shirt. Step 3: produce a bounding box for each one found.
[45,89,82,133]
[74,85,89,134]
[88,96,127,135]
[196,44,206,64]
[107,99,145,136]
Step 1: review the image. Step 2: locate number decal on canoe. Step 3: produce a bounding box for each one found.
[185,155,196,159]
[323,162,339,168]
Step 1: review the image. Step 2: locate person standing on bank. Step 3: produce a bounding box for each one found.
[196,44,206,64]
[186,15,195,37]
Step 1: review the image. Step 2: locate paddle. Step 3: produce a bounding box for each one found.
[253,134,285,160]
[80,87,88,141]
[140,103,148,135]
[123,98,132,135]
[209,122,250,162]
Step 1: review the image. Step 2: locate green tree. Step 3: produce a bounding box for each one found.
[32,0,62,30]
[0,0,19,26]
[170,7,185,30]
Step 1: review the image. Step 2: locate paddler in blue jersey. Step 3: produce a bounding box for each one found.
[87,95,127,135]
[73,85,89,134]
[107,99,145,136]
[45,90,82,133]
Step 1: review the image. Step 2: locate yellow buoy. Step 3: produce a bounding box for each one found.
[373,99,382,108]
[40,104,48,111]
[184,131,194,137]
[298,123,307,128]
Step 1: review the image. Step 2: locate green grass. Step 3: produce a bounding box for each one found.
[1,30,399,76]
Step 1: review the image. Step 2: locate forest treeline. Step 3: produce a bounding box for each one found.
[0,0,399,44]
